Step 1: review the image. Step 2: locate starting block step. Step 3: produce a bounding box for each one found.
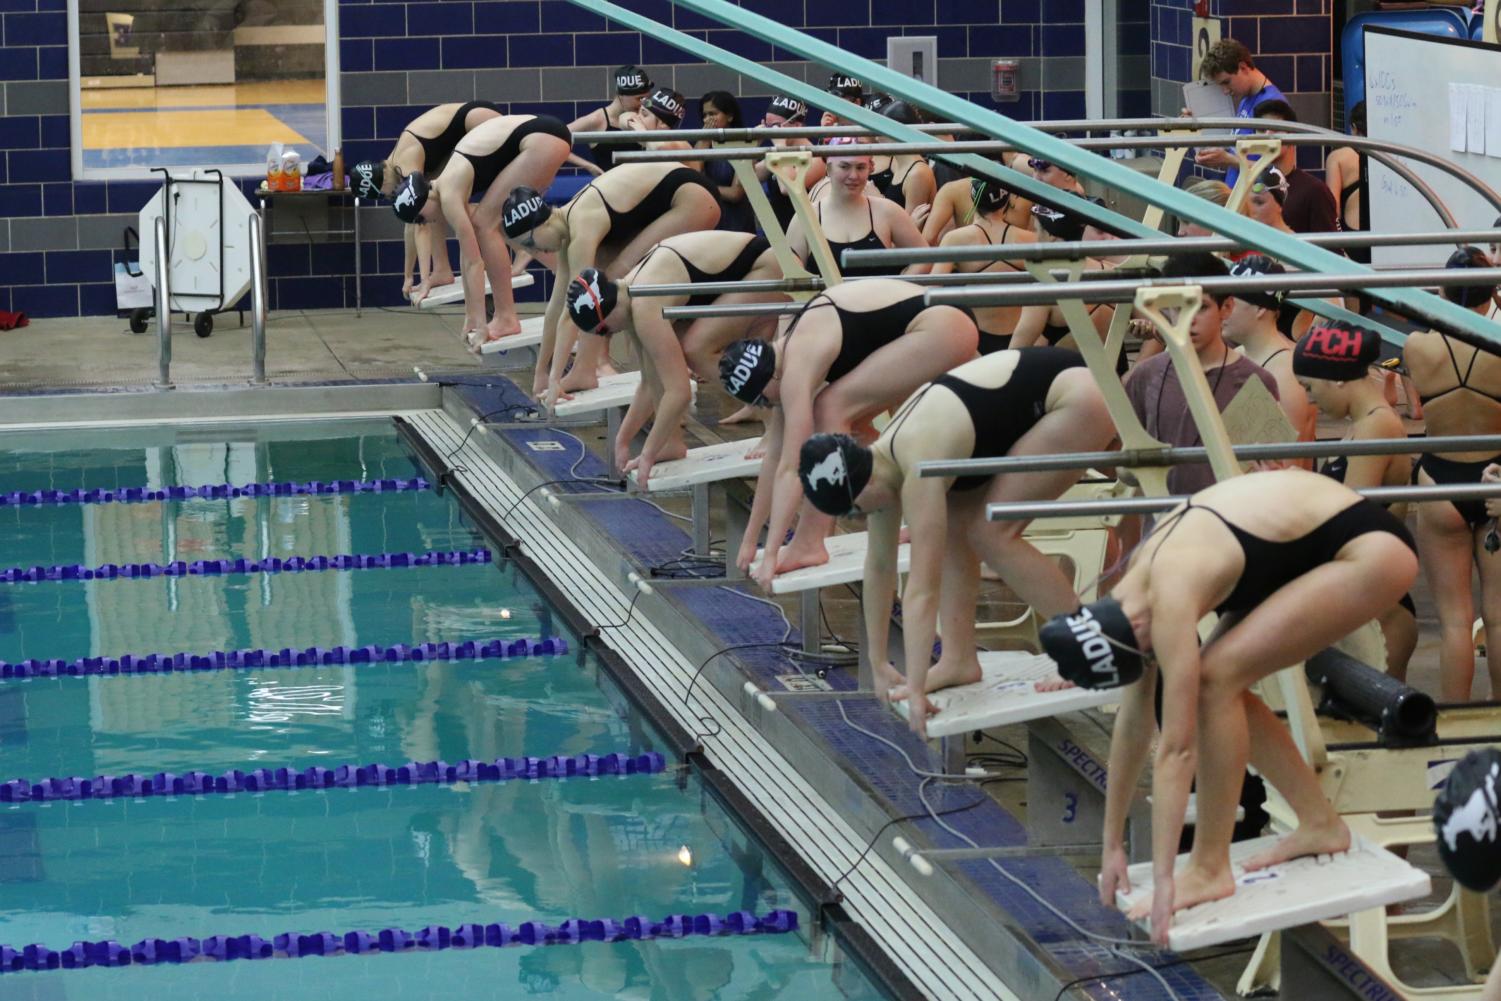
[1115,833,1431,952]
[630,438,761,492]
[752,530,910,596]
[417,271,535,309]
[479,315,546,355]
[893,651,1120,738]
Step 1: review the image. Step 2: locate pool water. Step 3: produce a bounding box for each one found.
[0,421,885,1000]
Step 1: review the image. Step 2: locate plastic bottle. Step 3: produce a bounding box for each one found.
[332,148,345,191]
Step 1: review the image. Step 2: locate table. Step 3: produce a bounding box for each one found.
[255,187,363,317]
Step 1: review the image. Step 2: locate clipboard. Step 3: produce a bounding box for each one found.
[1182,80,1236,135]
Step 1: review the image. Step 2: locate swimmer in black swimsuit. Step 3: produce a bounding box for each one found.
[501,161,721,407]
[352,101,503,304]
[1040,469,1418,946]
[1222,255,1313,442]
[1404,246,1501,701]
[786,144,924,281]
[928,181,1035,353]
[387,115,572,348]
[1011,211,1132,374]
[1291,319,1416,676]
[795,349,1115,728]
[568,64,653,174]
[560,232,785,482]
[716,279,979,591]
[868,101,935,219]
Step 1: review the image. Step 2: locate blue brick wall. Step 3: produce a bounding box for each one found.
[1,0,1092,316]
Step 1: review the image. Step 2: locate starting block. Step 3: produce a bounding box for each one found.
[1115,834,1431,952]
[417,271,534,309]
[478,315,546,356]
[552,373,695,480]
[890,651,1119,739]
[751,531,910,656]
[628,438,761,565]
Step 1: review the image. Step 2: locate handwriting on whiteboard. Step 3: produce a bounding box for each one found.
[1367,69,1418,131]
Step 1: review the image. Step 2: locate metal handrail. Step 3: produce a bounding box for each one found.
[841,229,1501,268]
[153,214,172,390]
[917,434,1501,480]
[626,267,1158,299]
[248,211,268,385]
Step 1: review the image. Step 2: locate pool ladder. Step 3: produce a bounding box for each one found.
[152,211,268,388]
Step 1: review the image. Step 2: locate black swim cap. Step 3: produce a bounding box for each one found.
[614,65,651,96]
[565,268,619,335]
[972,178,1012,216]
[351,160,385,200]
[392,172,430,223]
[1031,202,1085,242]
[1293,319,1381,382]
[827,73,863,101]
[767,95,807,123]
[1040,598,1144,690]
[1250,166,1289,206]
[798,433,872,516]
[645,87,686,129]
[501,186,551,240]
[879,100,921,126]
[1442,246,1497,308]
[1433,748,1501,892]
[719,338,776,404]
[1228,254,1287,311]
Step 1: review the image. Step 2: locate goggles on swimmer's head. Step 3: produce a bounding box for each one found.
[1249,167,1289,205]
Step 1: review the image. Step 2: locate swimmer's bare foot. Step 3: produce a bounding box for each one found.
[773,539,830,575]
[1034,676,1076,692]
[402,278,416,301]
[922,656,982,692]
[720,404,769,426]
[559,367,601,394]
[897,525,911,544]
[872,661,905,701]
[595,358,619,379]
[1160,863,1235,915]
[510,252,534,276]
[1242,818,1350,872]
[745,438,766,461]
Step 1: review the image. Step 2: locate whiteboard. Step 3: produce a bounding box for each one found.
[1365,27,1501,268]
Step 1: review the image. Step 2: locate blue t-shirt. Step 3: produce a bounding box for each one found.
[1225,81,1288,188]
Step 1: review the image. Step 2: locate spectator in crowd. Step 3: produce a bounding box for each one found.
[696,91,757,233]
[1195,38,1287,187]
[1252,101,1340,235]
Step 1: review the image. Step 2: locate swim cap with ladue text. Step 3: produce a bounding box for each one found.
[826,74,863,101]
[645,88,686,129]
[767,95,807,123]
[1039,598,1143,690]
[501,187,551,240]
[1292,319,1380,382]
[798,434,872,516]
[351,160,385,200]
[614,65,651,96]
[719,338,776,404]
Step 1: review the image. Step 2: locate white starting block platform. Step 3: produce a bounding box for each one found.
[629,438,762,569]
[752,530,910,596]
[1114,834,1431,952]
[892,651,1120,738]
[552,371,645,418]
[417,271,534,309]
[478,315,546,355]
[629,438,761,492]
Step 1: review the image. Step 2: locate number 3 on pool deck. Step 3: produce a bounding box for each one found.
[1062,791,1078,824]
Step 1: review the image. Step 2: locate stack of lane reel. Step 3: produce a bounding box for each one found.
[136,169,254,337]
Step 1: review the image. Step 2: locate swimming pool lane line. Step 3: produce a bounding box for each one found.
[0,477,429,509]
[0,635,568,680]
[0,547,491,583]
[0,908,797,977]
[0,750,667,804]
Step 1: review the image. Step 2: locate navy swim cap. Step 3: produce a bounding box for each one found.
[1293,319,1380,382]
[565,268,619,335]
[1040,598,1144,690]
[351,160,385,200]
[719,338,776,404]
[391,172,429,223]
[798,434,872,516]
[1443,246,1497,308]
[1228,254,1287,311]
[767,95,807,123]
[645,87,686,129]
[614,64,651,96]
[502,186,551,240]
[1433,748,1501,892]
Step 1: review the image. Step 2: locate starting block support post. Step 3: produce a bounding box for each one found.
[690,483,711,557]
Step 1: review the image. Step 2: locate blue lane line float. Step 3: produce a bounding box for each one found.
[0,635,568,680]
[0,547,491,584]
[0,910,798,976]
[0,750,668,804]
[0,477,429,509]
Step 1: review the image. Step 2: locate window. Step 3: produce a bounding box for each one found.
[67,0,341,179]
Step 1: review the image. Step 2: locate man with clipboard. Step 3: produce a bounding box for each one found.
[1186,38,1286,188]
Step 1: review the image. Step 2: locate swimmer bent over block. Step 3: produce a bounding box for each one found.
[796,348,1117,736]
[1038,469,1418,945]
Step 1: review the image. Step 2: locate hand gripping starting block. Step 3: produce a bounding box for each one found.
[417,271,535,309]
[890,652,1120,739]
[751,531,910,655]
[552,373,695,480]
[628,438,761,567]
[1115,833,1431,952]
